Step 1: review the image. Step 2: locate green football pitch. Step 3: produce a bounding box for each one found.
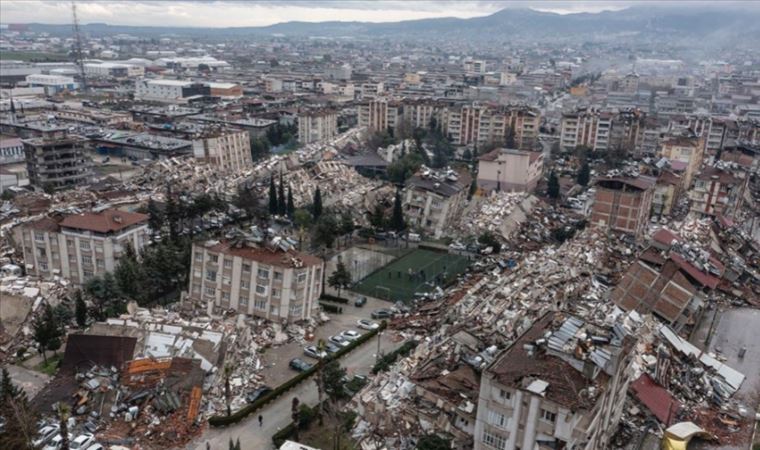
[352,248,470,302]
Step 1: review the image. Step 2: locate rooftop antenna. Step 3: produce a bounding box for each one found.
[71,1,88,92]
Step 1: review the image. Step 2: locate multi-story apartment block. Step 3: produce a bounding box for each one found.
[590,176,656,239]
[659,133,705,188]
[689,165,748,218]
[358,98,400,133]
[192,129,252,174]
[23,134,92,190]
[443,104,539,150]
[135,79,241,103]
[0,137,25,165]
[401,99,441,129]
[474,312,635,450]
[652,170,682,217]
[187,239,324,322]
[16,209,149,284]
[297,109,338,144]
[403,168,472,239]
[477,148,544,193]
[560,108,614,152]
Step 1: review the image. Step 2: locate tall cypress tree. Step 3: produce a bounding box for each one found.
[390,189,405,232]
[312,187,323,220]
[547,171,560,200]
[268,177,278,215]
[287,186,295,219]
[278,173,286,216]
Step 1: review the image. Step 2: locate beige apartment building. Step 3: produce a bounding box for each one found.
[560,108,613,152]
[443,104,540,151]
[192,129,252,174]
[16,209,149,284]
[659,133,705,188]
[358,98,401,133]
[187,239,324,322]
[298,109,338,144]
[474,313,635,450]
[477,148,544,193]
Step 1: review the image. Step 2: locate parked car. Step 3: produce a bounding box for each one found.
[371,309,393,319]
[357,319,380,330]
[407,233,421,242]
[304,345,327,359]
[325,342,341,354]
[245,386,272,404]
[341,330,361,341]
[329,335,351,347]
[354,296,367,307]
[43,433,72,450]
[86,444,104,450]
[33,425,60,447]
[70,433,95,450]
[289,358,313,372]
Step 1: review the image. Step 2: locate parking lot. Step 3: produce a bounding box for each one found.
[258,293,400,386]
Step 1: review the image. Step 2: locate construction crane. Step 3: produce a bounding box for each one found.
[71,1,87,92]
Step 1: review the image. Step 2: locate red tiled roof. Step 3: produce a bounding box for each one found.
[26,216,61,233]
[669,253,721,289]
[631,373,681,424]
[206,240,322,268]
[652,228,681,247]
[60,209,148,233]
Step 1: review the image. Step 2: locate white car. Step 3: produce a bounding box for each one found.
[86,445,104,450]
[33,425,60,447]
[43,433,72,450]
[341,330,361,341]
[328,335,350,347]
[303,345,327,359]
[70,433,95,450]
[357,319,379,330]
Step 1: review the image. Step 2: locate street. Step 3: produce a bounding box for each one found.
[188,328,403,450]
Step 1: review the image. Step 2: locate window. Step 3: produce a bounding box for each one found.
[221,292,230,302]
[254,299,267,310]
[239,297,248,306]
[39,261,48,271]
[206,269,217,282]
[271,288,280,298]
[37,247,47,258]
[96,259,105,270]
[257,268,270,279]
[241,280,250,289]
[256,285,267,295]
[81,255,93,265]
[242,263,251,272]
[289,304,303,316]
[205,287,215,296]
[34,232,45,242]
[482,430,506,450]
[296,272,307,283]
[67,239,74,247]
[83,270,94,279]
[192,283,201,293]
[488,409,507,428]
[540,409,556,423]
[499,389,511,401]
[195,252,203,262]
[223,258,233,268]
[273,271,283,281]
[80,240,90,250]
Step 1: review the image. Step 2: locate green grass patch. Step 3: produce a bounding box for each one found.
[35,354,63,375]
[353,249,470,302]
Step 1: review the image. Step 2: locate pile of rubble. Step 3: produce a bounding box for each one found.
[455,192,535,239]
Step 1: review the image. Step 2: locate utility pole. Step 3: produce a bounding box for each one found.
[71,2,88,92]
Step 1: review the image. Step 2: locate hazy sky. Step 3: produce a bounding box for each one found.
[0,1,754,28]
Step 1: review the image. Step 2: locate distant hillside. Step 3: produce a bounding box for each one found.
[21,6,760,44]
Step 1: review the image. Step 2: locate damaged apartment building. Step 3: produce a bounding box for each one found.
[403,166,472,239]
[14,208,150,284]
[474,312,636,450]
[186,234,324,322]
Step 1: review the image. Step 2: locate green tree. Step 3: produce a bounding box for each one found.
[147,198,164,238]
[74,290,87,328]
[322,360,347,402]
[478,231,502,253]
[339,212,355,246]
[293,208,312,229]
[369,203,386,230]
[268,177,278,216]
[313,213,337,248]
[164,185,181,242]
[416,434,452,450]
[577,161,591,186]
[278,174,287,216]
[32,304,62,365]
[286,186,295,219]
[327,260,351,298]
[57,403,70,450]
[390,189,405,232]
[291,397,301,442]
[223,364,233,417]
[1,368,38,449]
[234,183,259,218]
[312,187,323,220]
[547,170,560,200]
[114,243,141,301]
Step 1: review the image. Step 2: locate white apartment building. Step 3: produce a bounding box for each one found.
[443,104,540,151]
[135,79,209,103]
[16,209,150,284]
[85,62,144,78]
[25,74,77,94]
[192,129,253,174]
[474,313,635,450]
[298,110,338,144]
[187,240,324,322]
[560,109,614,152]
[477,148,544,193]
[0,137,25,165]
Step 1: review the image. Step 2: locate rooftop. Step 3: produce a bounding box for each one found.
[201,239,322,268]
[60,208,149,234]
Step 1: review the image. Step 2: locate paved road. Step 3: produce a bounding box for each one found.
[189,330,403,450]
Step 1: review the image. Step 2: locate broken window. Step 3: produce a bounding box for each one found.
[540,409,556,423]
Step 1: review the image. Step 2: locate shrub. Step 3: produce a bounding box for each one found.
[372,340,418,374]
[320,303,343,314]
[320,293,349,304]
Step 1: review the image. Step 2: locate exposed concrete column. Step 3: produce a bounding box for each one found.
[506,390,523,449]
[521,395,541,450]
